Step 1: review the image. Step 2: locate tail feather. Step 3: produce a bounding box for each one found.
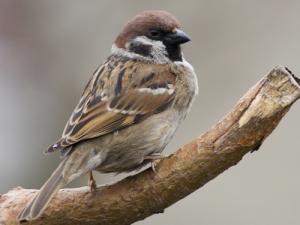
[18,158,67,222]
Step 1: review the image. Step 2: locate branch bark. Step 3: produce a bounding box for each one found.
[1,66,300,225]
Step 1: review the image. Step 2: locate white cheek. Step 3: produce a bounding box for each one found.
[111,36,170,64]
[136,36,165,50]
[134,36,165,50]
[133,36,154,46]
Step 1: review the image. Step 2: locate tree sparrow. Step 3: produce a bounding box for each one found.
[18,10,198,222]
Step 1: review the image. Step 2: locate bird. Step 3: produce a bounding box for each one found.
[17,10,198,222]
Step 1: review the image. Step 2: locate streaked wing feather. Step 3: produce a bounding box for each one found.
[46,61,176,153]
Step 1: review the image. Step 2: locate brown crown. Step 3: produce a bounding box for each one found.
[115,10,181,49]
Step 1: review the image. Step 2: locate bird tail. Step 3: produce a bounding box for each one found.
[17,158,68,223]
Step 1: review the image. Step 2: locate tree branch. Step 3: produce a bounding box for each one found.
[1,66,300,225]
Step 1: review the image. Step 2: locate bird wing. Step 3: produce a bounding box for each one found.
[46,59,176,153]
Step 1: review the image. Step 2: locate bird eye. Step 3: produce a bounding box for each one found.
[149,30,160,38]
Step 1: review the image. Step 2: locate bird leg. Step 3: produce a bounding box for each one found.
[88,171,97,192]
[144,153,164,174]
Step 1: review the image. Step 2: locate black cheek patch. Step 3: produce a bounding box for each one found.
[129,42,153,57]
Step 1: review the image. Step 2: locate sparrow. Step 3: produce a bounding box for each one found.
[18,10,198,222]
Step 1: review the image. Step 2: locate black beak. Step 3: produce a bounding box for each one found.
[164,29,191,45]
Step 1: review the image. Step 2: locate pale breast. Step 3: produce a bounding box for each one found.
[89,109,181,173]
[172,58,198,110]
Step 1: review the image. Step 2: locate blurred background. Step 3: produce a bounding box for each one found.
[1,1,300,224]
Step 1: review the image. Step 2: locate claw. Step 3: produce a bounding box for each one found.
[88,171,97,192]
[144,153,164,175]
[151,161,159,174]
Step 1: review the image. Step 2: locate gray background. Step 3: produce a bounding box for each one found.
[1,1,300,225]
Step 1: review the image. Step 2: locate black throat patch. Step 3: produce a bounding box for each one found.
[165,44,182,62]
[128,42,152,57]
